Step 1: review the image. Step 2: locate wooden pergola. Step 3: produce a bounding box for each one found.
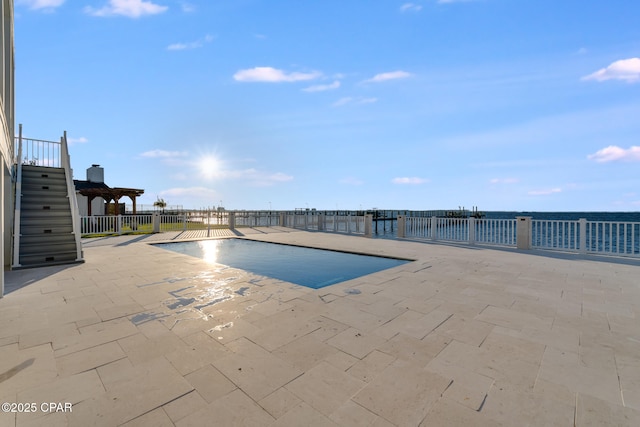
[76,186,145,216]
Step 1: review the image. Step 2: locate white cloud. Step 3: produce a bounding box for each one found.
[333,97,353,107]
[364,70,412,83]
[18,0,64,10]
[340,176,364,186]
[302,81,340,92]
[233,67,321,83]
[170,173,188,181]
[582,58,640,83]
[489,178,519,184]
[179,1,195,12]
[332,97,377,107]
[85,0,168,18]
[265,172,294,183]
[67,136,88,145]
[220,169,292,186]
[587,145,640,163]
[160,186,217,199]
[400,3,422,12]
[202,167,293,187]
[528,188,562,196]
[392,177,429,185]
[140,149,188,158]
[167,35,214,51]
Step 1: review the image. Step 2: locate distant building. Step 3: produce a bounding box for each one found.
[74,164,144,216]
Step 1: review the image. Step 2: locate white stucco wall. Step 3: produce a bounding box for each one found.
[76,193,107,216]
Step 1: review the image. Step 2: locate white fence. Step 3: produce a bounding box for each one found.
[283,213,366,235]
[402,217,517,247]
[80,211,640,259]
[81,215,154,235]
[401,216,640,258]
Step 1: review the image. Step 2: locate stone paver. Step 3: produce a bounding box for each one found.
[1,228,639,426]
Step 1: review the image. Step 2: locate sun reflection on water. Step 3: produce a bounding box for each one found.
[197,240,222,264]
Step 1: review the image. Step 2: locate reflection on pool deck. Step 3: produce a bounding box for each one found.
[1,227,640,426]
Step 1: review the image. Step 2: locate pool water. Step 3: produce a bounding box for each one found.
[155,239,410,289]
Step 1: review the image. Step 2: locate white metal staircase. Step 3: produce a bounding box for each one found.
[12,127,83,268]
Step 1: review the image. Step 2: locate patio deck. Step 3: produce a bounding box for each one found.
[1,227,639,426]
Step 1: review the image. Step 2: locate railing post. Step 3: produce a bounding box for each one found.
[117,215,123,235]
[182,214,187,231]
[516,216,532,250]
[153,213,160,233]
[469,217,476,245]
[364,214,373,238]
[229,212,236,230]
[396,215,405,238]
[318,213,325,231]
[579,218,587,254]
[279,212,285,227]
[430,216,437,241]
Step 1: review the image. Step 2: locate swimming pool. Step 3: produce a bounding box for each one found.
[155,239,410,289]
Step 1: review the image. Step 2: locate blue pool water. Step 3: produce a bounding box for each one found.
[155,239,410,289]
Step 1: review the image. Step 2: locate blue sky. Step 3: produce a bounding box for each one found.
[15,0,640,211]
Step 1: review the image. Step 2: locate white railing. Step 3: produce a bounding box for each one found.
[475,218,517,246]
[531,220,581,252]
[160,211,230,231]
[406,216,432,239]
[78,210,640,259]
[435,217,469,241]
[402,215,640,258]
[585,221,639,257]
[404,217,516,246]
[61,131,83,262]
[18,135,62,167]
[283,213,365,235]
[81,214,154,235]
[234,211,279,227]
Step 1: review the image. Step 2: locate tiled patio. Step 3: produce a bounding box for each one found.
[1,227,639,426]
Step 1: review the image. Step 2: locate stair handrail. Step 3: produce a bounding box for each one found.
[61,131,83,262]
[12,124,23,267]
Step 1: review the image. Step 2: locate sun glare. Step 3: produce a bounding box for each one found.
[199,155,222,180]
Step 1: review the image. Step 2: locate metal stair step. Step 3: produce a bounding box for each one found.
[18,251,80,268]
[20,234,77,245]
[20,225,74,235]
[21,194,70,204]
[21,165,66,174]
[21,183,68,192]
[20,204,71,213]
[20,216,73,227]
[20,241,77,252]
[21,211,73,220]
